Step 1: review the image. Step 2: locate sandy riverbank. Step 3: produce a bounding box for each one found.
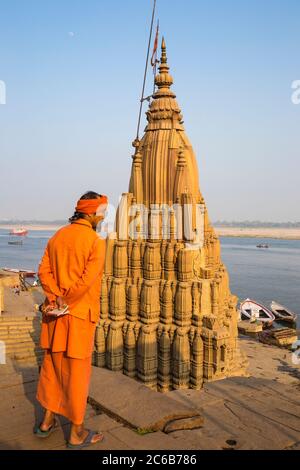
[215,226,300,240]
[0,224,64,231]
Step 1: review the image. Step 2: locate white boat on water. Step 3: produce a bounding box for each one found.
[270,301,297,324]
[239,299,275,327]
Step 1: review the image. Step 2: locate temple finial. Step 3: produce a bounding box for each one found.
[154,36,173,92]
[161,37,167,64]
[159,36,168,70]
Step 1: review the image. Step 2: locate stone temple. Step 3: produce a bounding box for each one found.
[93,39,246,391]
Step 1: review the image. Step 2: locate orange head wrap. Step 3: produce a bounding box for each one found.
[75,195,108,215]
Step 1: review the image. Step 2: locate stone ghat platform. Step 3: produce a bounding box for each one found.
[1,337,299,450]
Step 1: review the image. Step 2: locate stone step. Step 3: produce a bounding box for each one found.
[0,330,38,339]
[0,315,40,321]
[8,354,42,362]
[6,345,44,355]
[0,328,39,336]
[14,355,43,365]
[0,315,39,322]
[12,352,44,362]
[5,340,40,349]
[6,343,42,355]
[0,328,39,335]
[89,367,203,433]
[0,337,39,345]
[13,360,42,368]
[0,333,40,344]
[7,354,43,364]
[6,342,43,351]
[0,323,40,330]
[0,332,40,340]
[6,359,42,369]
[0,336,40,343]
[9,351,44,359]
[0,321,40,329]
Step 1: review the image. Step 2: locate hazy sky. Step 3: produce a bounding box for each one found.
[0,0,299,222]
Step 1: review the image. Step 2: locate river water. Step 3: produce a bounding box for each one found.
[0,229,299,325]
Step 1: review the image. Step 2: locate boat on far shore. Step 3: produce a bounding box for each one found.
[256,243,269,249]
[8,240,23,245]
[9,227,28,236]
[7,227,28,246]
[270,301,297,324]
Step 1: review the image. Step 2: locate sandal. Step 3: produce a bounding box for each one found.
[67,429,104,449]
[34,417,59,438]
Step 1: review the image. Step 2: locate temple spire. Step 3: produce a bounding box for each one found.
[97,36,246,392]
[154,37,174,96]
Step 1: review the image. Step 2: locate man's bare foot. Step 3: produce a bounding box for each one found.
[40,410,55,431]
[69,426,103,445]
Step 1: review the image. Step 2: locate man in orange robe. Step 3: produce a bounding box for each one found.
[36,191,108,448]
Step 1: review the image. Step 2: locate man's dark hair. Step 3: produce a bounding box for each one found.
[69,191,101,222]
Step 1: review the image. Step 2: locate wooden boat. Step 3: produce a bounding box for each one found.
[239,298,275,327]
[258,328,298,348]
[8,240,23,245]
[270,301,297,324]
[3,267,36,277]
[21,270,36,278]
[256,244,269,249]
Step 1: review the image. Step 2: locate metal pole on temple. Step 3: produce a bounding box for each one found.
[136,0,157,141]
[152,20,160,96]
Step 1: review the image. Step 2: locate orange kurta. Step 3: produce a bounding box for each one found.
[36,218,106,425]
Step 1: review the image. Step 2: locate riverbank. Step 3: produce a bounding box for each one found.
[0,224,63,232]
[1,224,300,240]
[215,226,300,240]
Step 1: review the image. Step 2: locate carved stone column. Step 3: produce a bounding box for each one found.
[123,322,137,378]
[106,322,124,371]
[190,329,203,389]
[157,326,172,392]
[136,324,158,390]
[109,278,126,322]
[94,322,106,368]
[113,241,128,278]
[140,280,160,325]
[172,327,191,390]
[174,282,192,327]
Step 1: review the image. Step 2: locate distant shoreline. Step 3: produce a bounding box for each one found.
[0,224,300,240]
[215,227,300,240]
[0,224,64,231]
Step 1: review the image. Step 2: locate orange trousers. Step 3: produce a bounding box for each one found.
[36,350,92,425]
[36,313,97,425]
